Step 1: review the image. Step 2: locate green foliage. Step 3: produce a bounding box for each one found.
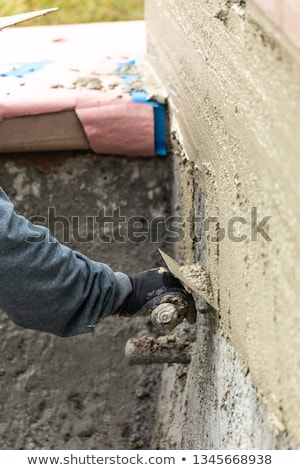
[0,0,144,24]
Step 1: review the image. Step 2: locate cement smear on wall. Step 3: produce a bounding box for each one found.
[0,152,172,449]
[146,0,300,448]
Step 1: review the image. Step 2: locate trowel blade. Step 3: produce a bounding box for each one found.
[0,8,58,30]
[159,249,217,310]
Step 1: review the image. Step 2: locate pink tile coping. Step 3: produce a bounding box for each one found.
[251,0,282,28]
[282,0,300,50]
[0,22,161,156]
[252,0,300,50]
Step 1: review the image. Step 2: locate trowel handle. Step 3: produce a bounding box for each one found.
[151,302,187,331]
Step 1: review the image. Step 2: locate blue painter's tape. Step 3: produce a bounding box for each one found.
[130,90,149,103]
[130,91,167,156]
[153,103,167,156]
[118,61,167,156]
[117,59,136,75]
[0,60,52,78]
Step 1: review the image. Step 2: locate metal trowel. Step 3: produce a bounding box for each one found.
[158,249,217,310]
[0,8,58,31]
[149,249,217,332]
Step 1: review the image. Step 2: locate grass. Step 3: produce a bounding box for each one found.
[0,0,144,24]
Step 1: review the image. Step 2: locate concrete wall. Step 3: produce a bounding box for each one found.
[146,0,300,449]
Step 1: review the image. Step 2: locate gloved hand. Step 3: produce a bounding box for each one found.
[116,267,196,322]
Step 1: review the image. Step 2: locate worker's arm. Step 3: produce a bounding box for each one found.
[0,187,132,337]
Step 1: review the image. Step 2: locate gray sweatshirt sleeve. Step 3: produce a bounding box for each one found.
[0,187,132,337]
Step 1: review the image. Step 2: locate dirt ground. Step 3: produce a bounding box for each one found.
[0,151,172,450]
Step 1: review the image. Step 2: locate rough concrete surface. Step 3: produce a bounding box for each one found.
[146,0,300,448]
[152,313,289,449]
[151,147,291,450]
[0,152,172,450]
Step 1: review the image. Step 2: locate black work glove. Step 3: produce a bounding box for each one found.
[116,267,195,322]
